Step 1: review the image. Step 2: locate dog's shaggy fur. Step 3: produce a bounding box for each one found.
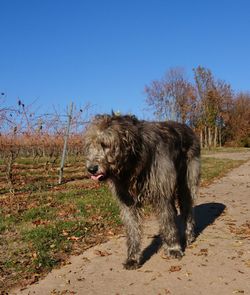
[84,113,200,269]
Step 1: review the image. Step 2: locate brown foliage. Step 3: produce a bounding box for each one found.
[226,93,250,146]
[145,65,249,147]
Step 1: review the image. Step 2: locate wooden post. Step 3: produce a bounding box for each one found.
[59,102,73,184]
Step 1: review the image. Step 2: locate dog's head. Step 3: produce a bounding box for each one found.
[83,113,140,181]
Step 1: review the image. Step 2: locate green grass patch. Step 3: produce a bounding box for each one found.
[22,206,56,222]
[74,187,122,225]
[23,222,73,269]
[0,213,19,233]
[20,181,56,193]
[15,157,59,165]
[0,184,122,290]
[20,187,120,272]
[0,216,6,233]
[201,157,244,185]
[201,147,249,155]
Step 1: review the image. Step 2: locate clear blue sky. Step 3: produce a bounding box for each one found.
[1,0,250,118]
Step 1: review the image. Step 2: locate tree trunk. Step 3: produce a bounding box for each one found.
[219,126,222,147]
[204,126,208,148]
[208,127,212,149]
[200,129,203,148]
[214,126,218,147]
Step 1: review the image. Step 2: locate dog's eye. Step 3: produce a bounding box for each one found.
[101,142,109,150]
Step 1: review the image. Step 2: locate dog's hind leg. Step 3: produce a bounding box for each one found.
[157,198,183,259]
[184,156,200,245]
[178,188,195,246]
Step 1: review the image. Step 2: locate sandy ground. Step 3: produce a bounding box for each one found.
[12,152,250,295]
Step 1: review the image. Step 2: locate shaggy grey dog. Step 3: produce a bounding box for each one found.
[84,113,200,270]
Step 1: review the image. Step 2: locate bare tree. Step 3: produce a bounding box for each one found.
[193,66,216,148]
[145,67,196,123]
[215,80,234,146]
[192,66,234,148]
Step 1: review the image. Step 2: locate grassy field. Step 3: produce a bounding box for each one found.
[201,146,249,155]
[0,151,247,291]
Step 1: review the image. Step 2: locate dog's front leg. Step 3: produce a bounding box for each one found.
[120,203,142,270]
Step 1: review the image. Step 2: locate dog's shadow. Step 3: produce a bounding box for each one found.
[140,202,226,266]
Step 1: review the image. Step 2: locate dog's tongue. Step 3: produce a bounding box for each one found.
[91,174,104,181]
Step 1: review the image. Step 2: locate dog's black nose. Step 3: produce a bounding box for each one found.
[87,165,99,174]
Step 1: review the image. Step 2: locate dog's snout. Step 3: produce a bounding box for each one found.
[87,165,99,175]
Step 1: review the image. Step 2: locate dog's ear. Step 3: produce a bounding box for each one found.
[122,129,139,155]
[93,114,112,129]
[123,130,133,144]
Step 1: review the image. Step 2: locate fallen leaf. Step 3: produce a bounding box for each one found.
[169,265,182,272]
[62,230,69,236]
[197,248,208,256]
[94,249,112,257]
[68,236,80,241]
[107,230,115,236]
[185,271,192,277]
[233,290,244,294]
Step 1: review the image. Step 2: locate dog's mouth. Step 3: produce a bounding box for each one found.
[91,173,106,181]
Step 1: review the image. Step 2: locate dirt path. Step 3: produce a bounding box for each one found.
[12,153,250,295]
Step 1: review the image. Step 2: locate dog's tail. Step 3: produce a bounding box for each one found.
[187,157,200,200]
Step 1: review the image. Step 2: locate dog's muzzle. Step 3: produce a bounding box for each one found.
[87,165,106,181]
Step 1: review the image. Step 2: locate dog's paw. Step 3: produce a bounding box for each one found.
[123,259,141,270]
[169,249,184,259]
[165,248,184,260]
[186,235,196,247]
